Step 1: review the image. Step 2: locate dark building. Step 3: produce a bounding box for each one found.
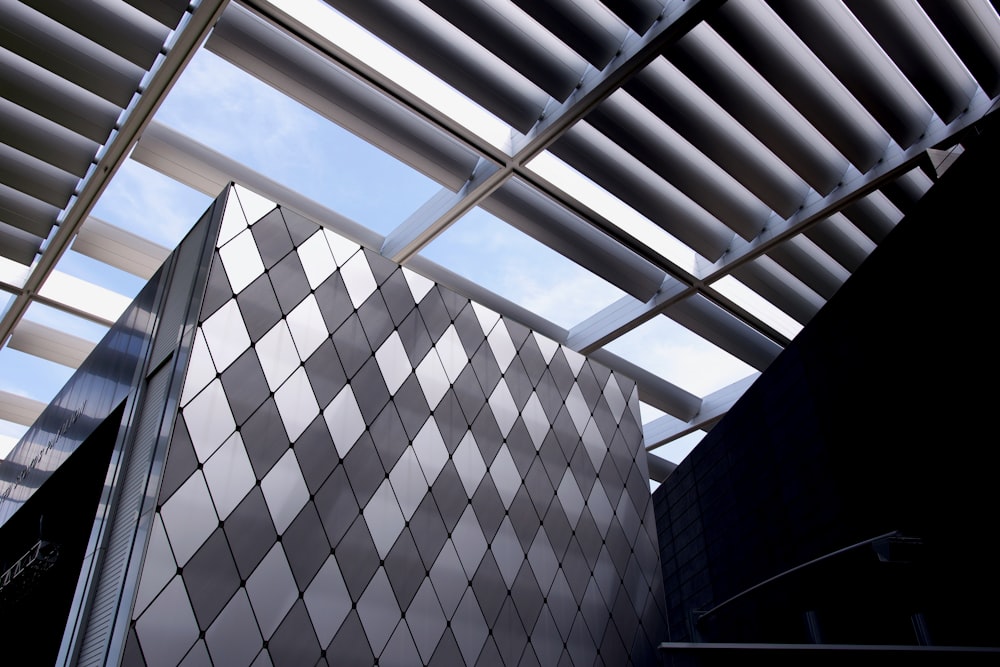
[652,102,1000,665]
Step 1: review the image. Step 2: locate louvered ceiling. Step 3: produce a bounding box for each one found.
[2,0,998,477]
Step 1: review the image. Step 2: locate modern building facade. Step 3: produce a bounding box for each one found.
[652,99,1000,665]
[1,184,667,666]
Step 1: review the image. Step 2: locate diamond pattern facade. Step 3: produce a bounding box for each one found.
[122,185,666,666]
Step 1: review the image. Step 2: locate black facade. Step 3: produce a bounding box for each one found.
[652,113,1000,663]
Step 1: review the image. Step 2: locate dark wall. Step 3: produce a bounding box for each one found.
[653,114,1000,653]
[0,404,123,667]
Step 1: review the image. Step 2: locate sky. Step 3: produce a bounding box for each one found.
[0,3,764,472]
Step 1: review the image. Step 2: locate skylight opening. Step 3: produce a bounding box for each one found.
[419,207,626,330]
[270,0,514,151]
[151,49,442,236]
[602,313,757,397]
[526,151,699,275]
[90,160,212,249]
[711,275,803,341]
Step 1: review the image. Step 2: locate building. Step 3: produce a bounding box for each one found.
[1,1,999,665]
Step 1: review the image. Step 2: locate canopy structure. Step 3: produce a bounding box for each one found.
[1,0,997,477]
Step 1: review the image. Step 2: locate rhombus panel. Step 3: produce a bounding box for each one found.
[119,185,667,666]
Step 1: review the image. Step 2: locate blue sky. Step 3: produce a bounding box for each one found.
[0,37,755,467]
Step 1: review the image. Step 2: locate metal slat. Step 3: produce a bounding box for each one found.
[731,256,824,326]
[847,0,979,124]
[511,0,627,69]
[601,0,665,34]
[0,181,59,238]
[323,0,548,132]
[7,320,96,368]
[667,25,849,195]
[588,89,773,240]
[919,0,1000,98]
[765,0,933,149]
[0,390,45,427]
[481,178,666,302]
[0,97,98,178]
[842,191,901,244]
[710,0,890,172]
[765,234,850,301]
[0,143,79,209]
[665,295,782,371]
[549,121,736,262]
[0,2,145,108]
[803,213,876,274]
[72,217,171,280]
[626,57,807,218]
[0,222,42,266]
[207,3,481,191]
[19,0,171,70]
[0,47,120,144]
[124,0,190,29]
[420,0,587,101]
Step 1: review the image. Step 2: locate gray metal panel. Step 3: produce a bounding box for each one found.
[0,1,145,107]
[75,364,171,667]
[207,3,480,191]
[19,0,171,70]
[550,121,736,262]
[482,178,666,302]
[323,0,548,132]
[0,46,120,144]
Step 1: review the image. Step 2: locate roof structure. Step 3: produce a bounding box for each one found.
[1,0,998,478]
